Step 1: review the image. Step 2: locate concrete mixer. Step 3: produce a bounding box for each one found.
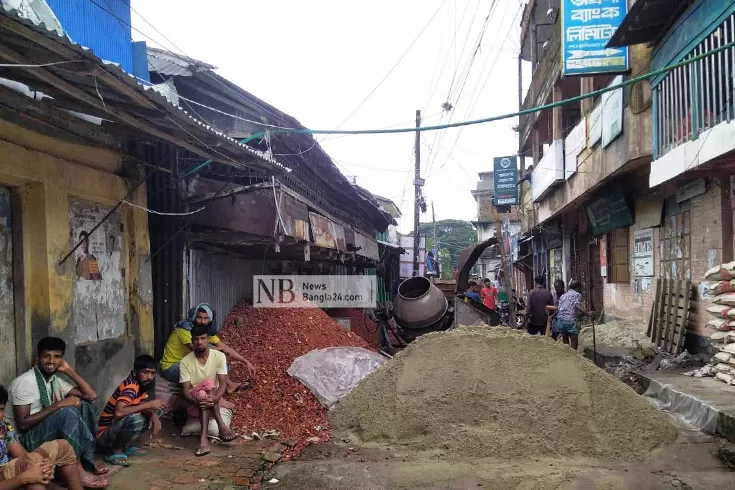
[375,276,455,353]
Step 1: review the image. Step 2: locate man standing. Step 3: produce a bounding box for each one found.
[159,303,255,394]
[179,325,238,457]
[6,337,108,479]
[556,280,594,350]
[481,278,498,310]
[546,279,566,340]
[525,276,554,335]
[95,355,165,467]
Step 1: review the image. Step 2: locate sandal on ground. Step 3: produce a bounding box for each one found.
[220,430,238,442]
[103,454,130,467]
[195,446,211,457]
[93,464,110,475]
[124,446,148,457]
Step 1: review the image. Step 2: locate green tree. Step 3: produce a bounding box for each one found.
[415,219,477,270]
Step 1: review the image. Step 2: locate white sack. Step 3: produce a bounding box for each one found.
[181,407,233,438]
[288,347,387,409]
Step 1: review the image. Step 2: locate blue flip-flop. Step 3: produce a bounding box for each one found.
[104,454,131,467]
[124,446,148,457]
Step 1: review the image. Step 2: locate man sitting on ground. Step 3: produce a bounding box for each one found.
[6,337,108,484]
[179,324,238,457]
[160,303,255,394]
[95,355,165,467]
[0,384,107,489]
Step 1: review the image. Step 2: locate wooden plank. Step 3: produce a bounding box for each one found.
[650,278,663,344]
[646,295,654,337]
[677,282,692,353]
[666,280,683,352]
[655,278,667,346]
[661,279,676,350]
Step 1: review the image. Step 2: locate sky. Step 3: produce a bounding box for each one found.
[130,0,530,233]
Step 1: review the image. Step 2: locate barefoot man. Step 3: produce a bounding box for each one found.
[179,325,238,457]
[5,338,107,487]
[1,383,108,489]
[160,303,255,394]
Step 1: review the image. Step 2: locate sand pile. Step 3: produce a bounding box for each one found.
[579,320,656,354]
[331,327,678,461]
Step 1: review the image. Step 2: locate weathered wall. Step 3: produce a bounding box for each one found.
[0,186,15,387]
[535,43,653,225]
[688,182,727,337]
[0,120,152,405]
[602,223,659,325]
[601,183,728,345]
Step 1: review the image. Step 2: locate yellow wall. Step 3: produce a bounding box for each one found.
[0,120,153,375]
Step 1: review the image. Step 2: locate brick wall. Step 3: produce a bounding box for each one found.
[689,182,726,336]
[601,182,728,336]
[602,221,659,325]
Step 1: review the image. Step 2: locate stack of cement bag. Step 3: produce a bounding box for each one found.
[704,262,735,385]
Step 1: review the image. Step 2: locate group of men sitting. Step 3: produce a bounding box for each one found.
[0,302,255,489]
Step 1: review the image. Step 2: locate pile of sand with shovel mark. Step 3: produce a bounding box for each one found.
[331,327,678,461]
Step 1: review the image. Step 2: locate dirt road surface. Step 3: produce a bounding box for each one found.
[269,429,733,490]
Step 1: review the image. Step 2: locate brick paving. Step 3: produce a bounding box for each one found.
[103,426,275,490]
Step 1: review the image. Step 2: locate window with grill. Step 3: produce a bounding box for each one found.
[607,228,630,284]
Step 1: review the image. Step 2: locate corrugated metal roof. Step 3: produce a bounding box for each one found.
[0,5,288,173]
[147,47,214,77]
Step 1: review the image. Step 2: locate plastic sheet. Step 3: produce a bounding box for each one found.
[288,347,387,409]
[644,379,719,434]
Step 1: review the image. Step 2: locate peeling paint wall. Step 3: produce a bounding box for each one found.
[0,186,15,386]
[68,199,125,343]
[0,119,152,403]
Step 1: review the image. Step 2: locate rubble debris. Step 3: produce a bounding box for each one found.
[332,327,678,461]
[682,365,716,377]
[579,320,656,356]
[219,298,374,458]
[604,356,648,394]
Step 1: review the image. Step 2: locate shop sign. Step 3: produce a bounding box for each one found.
[561,0,629,76]
[633,228,654,277]
[588,102,602,147]
[587,186,633,236]
[675,178,706,203]
[493,156,519,205]
[602,75,623,148]
[565,118,587,180]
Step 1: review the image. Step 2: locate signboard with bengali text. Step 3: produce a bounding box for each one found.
[562,0,629,76]
[493,156,519,205]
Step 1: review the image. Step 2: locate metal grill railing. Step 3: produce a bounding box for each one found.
[654,13,735,158]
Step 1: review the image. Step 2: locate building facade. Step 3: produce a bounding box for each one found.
[516,0,734,351]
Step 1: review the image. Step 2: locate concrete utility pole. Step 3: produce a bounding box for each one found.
[413,109,422,277]
[432,201,437,279]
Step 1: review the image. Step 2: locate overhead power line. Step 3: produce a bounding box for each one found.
[240,40,735,139]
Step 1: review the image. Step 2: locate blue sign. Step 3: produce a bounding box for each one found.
[561,0,629,76]
[493,156,519,206]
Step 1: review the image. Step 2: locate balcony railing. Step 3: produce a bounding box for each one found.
[654,12,735,159]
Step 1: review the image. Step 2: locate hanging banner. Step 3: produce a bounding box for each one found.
[599,235,608,277]
[561,0,629,76]
[493,156,519,205]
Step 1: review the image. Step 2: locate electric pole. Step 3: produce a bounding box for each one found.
[432,201,438,279]
[413,109,422,277]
